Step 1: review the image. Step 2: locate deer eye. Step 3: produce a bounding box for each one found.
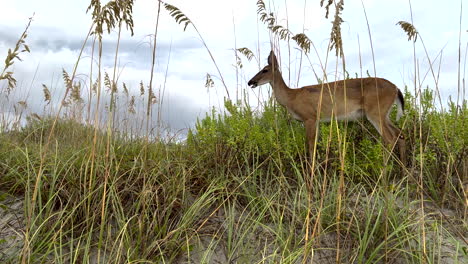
[262,69,268,73]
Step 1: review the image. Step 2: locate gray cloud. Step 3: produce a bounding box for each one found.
[0,23,204,72]
[0,22,208,137]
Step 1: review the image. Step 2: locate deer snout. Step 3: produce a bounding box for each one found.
[248,79,257,88]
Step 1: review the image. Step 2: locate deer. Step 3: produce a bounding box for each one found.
[248,50,406,165]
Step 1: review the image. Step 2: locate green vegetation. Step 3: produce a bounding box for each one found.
[0,0,466,263]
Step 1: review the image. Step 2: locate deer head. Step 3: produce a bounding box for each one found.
[248,50,280,88]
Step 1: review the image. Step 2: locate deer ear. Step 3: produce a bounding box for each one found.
[267,50,278,67]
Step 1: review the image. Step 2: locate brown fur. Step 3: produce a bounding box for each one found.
[248,51,406,165]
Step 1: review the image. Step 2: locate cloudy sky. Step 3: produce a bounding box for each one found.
[0,0,466,135]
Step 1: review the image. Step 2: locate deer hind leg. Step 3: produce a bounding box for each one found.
[366,113,406,166]
[387,122,406,166]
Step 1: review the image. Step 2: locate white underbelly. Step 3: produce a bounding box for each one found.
[319,109,363,122]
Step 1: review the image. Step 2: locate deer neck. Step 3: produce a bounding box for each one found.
[270,71,291,107]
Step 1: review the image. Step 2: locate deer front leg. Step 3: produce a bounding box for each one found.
[304,119,317,162]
